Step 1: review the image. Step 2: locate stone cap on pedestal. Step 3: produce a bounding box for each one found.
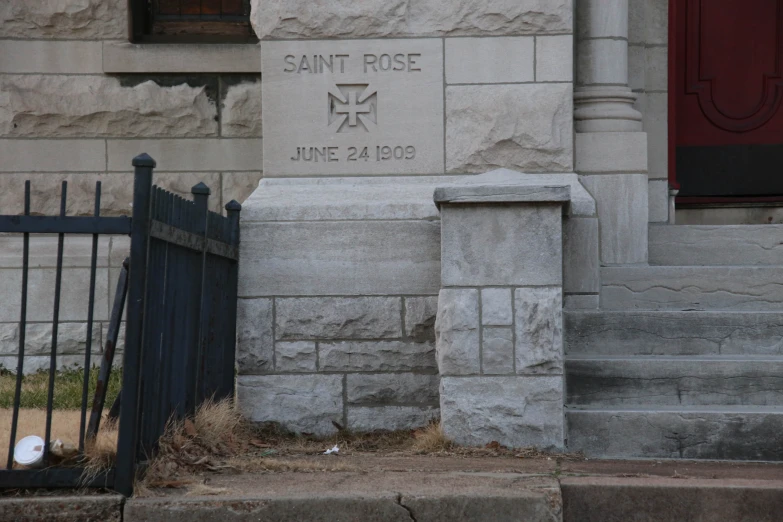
[433,169,592,216]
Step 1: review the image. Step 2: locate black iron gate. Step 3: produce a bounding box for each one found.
[0,154,241,496]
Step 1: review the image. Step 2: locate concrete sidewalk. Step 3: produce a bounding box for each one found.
[4,456,783,521]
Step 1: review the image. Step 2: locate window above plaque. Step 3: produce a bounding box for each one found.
[130,0,258,43]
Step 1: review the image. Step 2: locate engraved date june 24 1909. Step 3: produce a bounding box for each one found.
[291,145,416,162]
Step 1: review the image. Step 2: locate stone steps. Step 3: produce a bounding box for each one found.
[564,310,783,356]
[600,266,783,311]
[649,224,783,266]
[566,356,783,407]
[566,407,783,460]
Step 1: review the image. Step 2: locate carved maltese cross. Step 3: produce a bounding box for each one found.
[328,84,378,133]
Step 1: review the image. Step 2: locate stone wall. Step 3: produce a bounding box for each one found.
[237,0,579,434]
[629,0,669,222]
[0,0,263,370]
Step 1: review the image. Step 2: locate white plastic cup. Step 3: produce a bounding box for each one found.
[14,435,45,468]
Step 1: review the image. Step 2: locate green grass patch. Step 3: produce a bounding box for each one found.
[0,367,122,410]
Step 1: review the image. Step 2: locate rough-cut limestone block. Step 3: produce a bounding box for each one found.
[347,406,439,432]
[0,325,16,355]
[564,311,783,356]
[446,83,573,173]
[435,289,480,375]
[440,376,564,449]
[567,409,783,460]
[404,296,438,341]
[235,298,273,374]
[515,288,563,375]
[0,355,87,375]
[481,288,513,326]
[274,341,316,372]
[0,323,103,356]
[0,0,126,39]
[222,172,264,211]
[600,266,783,312]
[566,358,783,407]
[221,81,263,137]
[482,327,514,374]
[250,0,573,40]
[441,204,563,287]
[0,268,109,322]
[319,341,436,372]
[239,221,441,297]
[0,75,217,138]
[237,374,343,436]
[275,297,401,340]
[649,225,783,266]
[346,374,440,405]
[563,217,600,294]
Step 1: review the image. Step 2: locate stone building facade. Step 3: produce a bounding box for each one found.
[4,0,783,460]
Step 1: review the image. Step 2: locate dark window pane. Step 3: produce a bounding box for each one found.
[180,0,202,15]
[156,0,180,15]
[221,0,244,15]
[202,0,222,15]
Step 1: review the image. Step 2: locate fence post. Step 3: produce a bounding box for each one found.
[115,153,155,497]
[192,183,210,406]
[225,200,241,246]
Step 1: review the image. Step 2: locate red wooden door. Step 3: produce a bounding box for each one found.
[673,0,783,198]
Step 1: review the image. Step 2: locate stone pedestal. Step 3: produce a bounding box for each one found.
[434,171,568,449]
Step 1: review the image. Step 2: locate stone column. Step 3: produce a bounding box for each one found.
[575,0,648,264]
[434,171,568,450]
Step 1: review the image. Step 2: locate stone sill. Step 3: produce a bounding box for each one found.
[102,41,261,74]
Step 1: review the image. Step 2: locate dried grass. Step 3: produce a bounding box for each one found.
[411,421,453,453]
[140,398,251,490]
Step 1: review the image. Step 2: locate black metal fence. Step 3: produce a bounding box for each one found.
[0,154,241,496]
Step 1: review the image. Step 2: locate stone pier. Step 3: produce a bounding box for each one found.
[434,170,568,449]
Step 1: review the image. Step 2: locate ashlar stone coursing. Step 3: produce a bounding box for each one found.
[0,323,102,356]
[221,81,263,138]
[404,296,438,341]
[515,287,564,374]
[440,376,564,449]
[0,0,126,39]
[275,297,402,340]
[0,75,218,138]
[347,406,439,431]
[435,289,480,375]
[237,374,343,436]
[482,327,514,374]
[235,298,273,374]
[446,83,573,173]
[319,341,436,372]
[346,374,440,405]
[250,0,572,40]
[274,341,316,372]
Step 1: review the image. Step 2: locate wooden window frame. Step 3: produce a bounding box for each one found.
[129,0,258,44]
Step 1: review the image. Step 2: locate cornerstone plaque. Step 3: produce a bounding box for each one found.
[261,39,445,176]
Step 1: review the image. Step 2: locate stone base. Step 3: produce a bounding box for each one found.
[237,174,593,435]
[441,376,564,449]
